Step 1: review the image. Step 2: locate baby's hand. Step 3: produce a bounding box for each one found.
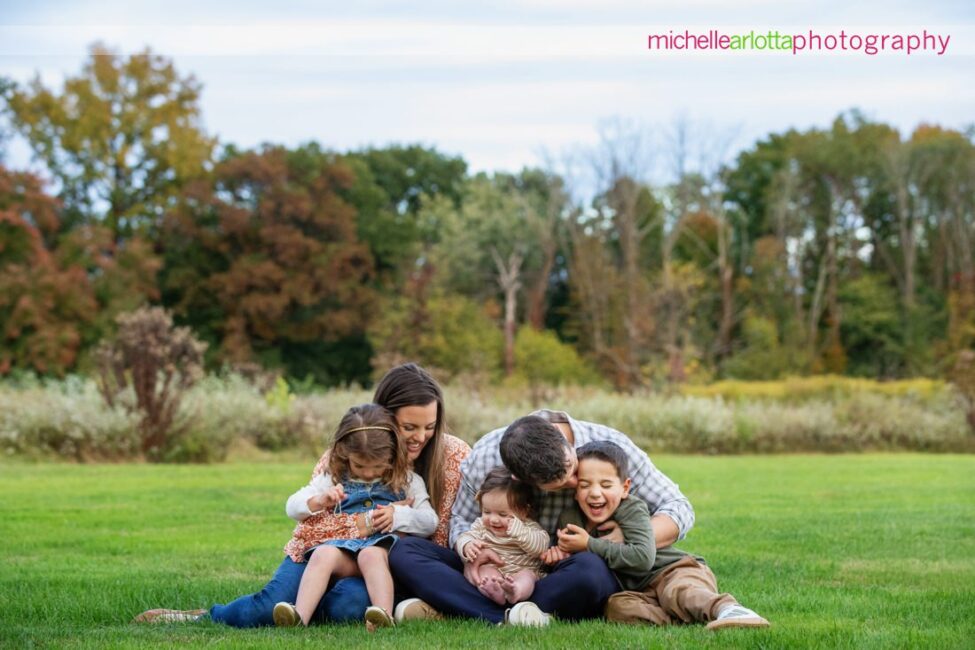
[540,546,570,564]
[463,539,485,563]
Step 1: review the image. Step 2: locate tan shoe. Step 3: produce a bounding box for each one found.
[272,602,302,627]
[393,598,443,622]
[706,605,770,630]
[131,608,207,623]
[364,605,395,630]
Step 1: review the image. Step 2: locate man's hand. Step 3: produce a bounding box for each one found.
[540,546,570,564]
[556,524,590,553]
[462,539,485,563]
[596,520,624,544]
[371,504,395,533]
[311,484,346,512]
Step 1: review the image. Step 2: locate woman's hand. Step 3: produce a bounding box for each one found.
[540,546,570,564]
[556,524,590,553]
[371,505,396,533]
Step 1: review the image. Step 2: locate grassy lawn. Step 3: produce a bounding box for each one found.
[1,454,973,648]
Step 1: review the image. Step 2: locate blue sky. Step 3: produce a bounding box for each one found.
[2,1,973,181]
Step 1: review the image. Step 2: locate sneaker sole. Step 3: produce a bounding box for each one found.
[272,603,301,627]
[365,607,394,628]
[707,616,770,630]
[131,608,206,623]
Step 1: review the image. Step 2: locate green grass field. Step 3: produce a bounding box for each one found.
[1,454,973,648]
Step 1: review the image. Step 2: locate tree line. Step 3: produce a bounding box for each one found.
[1,44,973,389]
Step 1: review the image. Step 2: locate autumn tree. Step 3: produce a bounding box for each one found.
[0,165,96,374]
[2,42,214,240]
[162,144,376,384]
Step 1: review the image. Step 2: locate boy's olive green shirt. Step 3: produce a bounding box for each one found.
[558,498,705,591]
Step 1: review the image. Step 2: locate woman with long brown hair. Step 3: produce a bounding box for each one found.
[133,363,470,627]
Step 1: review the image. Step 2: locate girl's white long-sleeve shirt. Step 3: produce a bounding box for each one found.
[285,470,438,537]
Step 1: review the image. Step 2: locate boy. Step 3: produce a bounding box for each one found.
[545,441,770,631]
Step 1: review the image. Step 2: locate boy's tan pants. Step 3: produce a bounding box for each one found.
[604,556,737,625]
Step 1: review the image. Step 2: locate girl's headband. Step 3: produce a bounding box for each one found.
[334,424,396,443]
[346,426,395,434]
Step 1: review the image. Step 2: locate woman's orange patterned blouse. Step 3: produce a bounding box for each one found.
[284,433,470,562]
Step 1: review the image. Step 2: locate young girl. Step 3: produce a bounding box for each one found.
[274,404,437,629]
[455,467,549,606]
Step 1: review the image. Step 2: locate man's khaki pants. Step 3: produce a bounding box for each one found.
[604,556,737,625]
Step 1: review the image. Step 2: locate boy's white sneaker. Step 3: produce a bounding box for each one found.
[706,604,770,630]
[504,601,551,627]
[393,598,443,622]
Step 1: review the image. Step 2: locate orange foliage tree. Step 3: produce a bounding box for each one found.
[0,166,97,374]
[162,145,377,381]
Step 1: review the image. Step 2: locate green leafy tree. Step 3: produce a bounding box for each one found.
[427,172,556,376]
[368,290,502,380]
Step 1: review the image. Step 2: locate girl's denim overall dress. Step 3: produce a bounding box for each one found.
[306,477,406,558]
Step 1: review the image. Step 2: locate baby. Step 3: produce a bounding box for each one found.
[455,466,549,605]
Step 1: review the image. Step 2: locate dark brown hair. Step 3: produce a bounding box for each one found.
[476,466,536,518]
[500,415,572,486]
[328,404,409,493]
[373,363,448,511]
[576,441,629,480]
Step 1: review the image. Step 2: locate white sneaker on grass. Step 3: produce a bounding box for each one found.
[706,604,770,630]
[503,601,551,627]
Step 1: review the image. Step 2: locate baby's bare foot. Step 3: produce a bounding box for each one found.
[502,575,535,604]
[477,576,507,605]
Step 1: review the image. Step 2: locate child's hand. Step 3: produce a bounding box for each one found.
[556,524,590,553]
[540,546,570,564]
[462,539,485,563]
[371,505,395,533]
[315,483,346,511]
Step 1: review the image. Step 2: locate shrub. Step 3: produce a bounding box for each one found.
[0,379,140,460]
[95,307,207,461]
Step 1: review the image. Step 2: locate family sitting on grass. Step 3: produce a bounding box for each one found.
[134,363,769,631]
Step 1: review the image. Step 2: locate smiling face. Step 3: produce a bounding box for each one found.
[394,401,438,463]
[575,457,631,527]
[347,453,392,482]
[479,488,523,536]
